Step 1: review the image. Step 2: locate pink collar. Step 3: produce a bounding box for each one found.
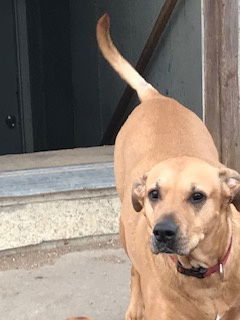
[170,238,232,279]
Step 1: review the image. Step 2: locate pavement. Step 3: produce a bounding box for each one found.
[0,235,130,320]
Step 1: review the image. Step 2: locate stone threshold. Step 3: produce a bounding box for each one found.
[0,146,114,172]
[0,161,115,198]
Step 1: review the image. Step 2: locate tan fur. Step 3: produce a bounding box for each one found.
[67,14,240,320]
[96,14,159,102]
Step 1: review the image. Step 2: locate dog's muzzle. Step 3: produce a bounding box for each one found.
[151,218,179,254]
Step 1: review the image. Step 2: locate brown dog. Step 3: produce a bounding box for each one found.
[66,13,240,320]
[96,13,240,320]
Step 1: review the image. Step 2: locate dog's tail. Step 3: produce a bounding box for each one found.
[96,13,160,102]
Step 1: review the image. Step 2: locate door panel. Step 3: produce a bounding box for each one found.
[0,0,23,155]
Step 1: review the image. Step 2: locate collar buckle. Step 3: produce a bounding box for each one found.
[219,263,224,280]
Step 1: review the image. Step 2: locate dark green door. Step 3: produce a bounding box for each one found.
[0,0,23,155]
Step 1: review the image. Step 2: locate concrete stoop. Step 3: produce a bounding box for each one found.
[0,161,120,251]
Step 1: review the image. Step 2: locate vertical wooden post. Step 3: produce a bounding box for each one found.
[203,0,240,170]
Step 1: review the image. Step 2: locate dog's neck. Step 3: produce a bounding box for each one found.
[178,210,232,270]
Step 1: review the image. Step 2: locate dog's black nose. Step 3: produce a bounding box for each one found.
[153,219,178,242]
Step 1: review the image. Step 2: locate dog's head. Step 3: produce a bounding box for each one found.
[132,157,240,256]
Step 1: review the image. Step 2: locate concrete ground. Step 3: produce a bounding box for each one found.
[0,235,130,320]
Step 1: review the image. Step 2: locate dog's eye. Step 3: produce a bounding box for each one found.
[189,192,206,204]
[148,189,160,202]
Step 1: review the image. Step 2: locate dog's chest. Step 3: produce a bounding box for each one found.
[146,263,240,319]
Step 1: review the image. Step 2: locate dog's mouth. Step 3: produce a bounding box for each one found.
[151,235,188,256]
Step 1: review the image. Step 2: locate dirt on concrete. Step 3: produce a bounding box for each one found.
[0,235,120,271]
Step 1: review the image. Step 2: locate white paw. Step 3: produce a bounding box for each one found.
[125,303,144,320]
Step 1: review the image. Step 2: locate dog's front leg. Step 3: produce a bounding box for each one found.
[125,265,144,320]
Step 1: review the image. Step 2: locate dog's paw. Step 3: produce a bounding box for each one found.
[125,303,144,320]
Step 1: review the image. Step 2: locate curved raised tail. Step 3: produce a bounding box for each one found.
[96,13,160,102]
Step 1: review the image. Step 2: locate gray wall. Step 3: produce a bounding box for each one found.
[70,0,202,146]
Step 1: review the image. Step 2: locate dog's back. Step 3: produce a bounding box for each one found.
[96,14,219,200]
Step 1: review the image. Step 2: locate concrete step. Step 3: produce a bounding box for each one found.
[0,162,115,197]
[0,160,120,251]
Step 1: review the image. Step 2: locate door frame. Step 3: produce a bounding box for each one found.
[13,0,33,153]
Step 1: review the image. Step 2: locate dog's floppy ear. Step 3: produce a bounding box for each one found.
[132,174,147,212]
[219,168,240,210]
